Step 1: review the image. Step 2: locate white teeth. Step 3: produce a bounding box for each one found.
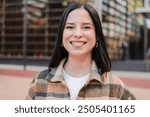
[71,42,85,47]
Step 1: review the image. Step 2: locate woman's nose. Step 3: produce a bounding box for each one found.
[73,28,83,38]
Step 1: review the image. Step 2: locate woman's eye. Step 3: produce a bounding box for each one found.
[65,26,74,29]
[83,26,91,30]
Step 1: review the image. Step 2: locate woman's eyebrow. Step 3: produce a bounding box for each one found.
[83,23,93,25]
[66,22,93,25]
[65,22,74,25]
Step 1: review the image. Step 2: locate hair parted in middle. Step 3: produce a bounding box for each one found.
[49,2,111,74]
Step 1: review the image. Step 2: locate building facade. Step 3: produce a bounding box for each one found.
[0,0,148,65]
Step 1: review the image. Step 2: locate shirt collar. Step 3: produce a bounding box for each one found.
[45,59,105,84]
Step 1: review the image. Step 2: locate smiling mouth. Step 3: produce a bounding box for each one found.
[70,41,86,47]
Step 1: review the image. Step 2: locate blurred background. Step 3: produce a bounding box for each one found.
[0,0,150,99]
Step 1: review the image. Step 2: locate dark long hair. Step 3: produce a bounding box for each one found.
[49,2,111,74]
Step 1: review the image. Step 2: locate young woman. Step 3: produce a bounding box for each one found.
[26,2,136,100]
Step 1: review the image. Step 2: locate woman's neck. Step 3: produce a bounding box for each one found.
[64,55,92,77]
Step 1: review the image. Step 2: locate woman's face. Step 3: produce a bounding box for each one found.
[62,8,96,58]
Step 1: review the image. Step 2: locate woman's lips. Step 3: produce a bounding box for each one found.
[70,41,86,47]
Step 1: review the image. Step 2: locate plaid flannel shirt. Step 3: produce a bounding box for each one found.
[26,59,136,100]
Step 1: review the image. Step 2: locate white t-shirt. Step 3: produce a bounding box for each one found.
[63,69,90,100]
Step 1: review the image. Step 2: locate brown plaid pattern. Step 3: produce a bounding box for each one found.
[26,59,136,100]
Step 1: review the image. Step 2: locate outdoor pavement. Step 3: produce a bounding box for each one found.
[0,64,150,100]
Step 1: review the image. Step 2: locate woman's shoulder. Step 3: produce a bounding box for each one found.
[34,69,49,80]
[103,71,136,99]
[103,71,125,86]
[35,69,49,80]
[29,69,50,87]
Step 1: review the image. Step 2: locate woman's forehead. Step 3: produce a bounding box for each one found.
[66,8,93,23]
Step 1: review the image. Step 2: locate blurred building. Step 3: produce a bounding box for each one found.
[0,0,67,65]
[0,0,149,65]
[135,0,150,59]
